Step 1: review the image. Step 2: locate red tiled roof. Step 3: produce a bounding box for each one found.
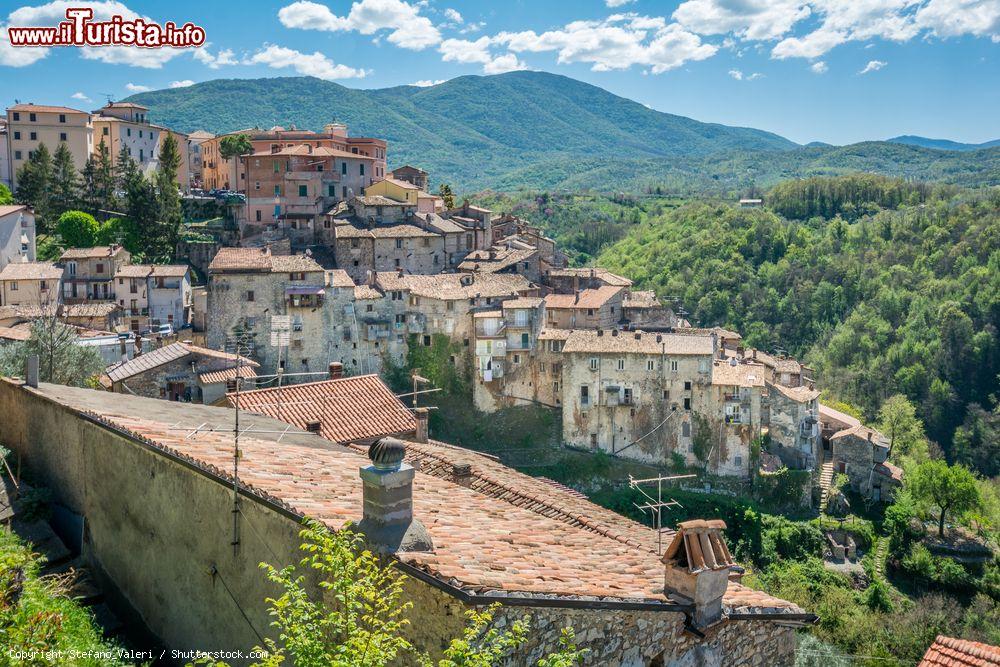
[9,103,88,114]
[207,247,322,273]
[545,286,624,311]
[919,635,1000,667]
[59,245,127,260]
[228,375,416,444]
[0,261,62,281]
[199,365,258,385]
[105,342,258,382]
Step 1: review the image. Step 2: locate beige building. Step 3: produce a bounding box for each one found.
[544,285,626,329]
[0,205,35,270]
[0,261,62,307]
[5,104,93,190]
[186,130,214,188]
[60,245,132,303]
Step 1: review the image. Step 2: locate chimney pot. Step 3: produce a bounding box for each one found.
[662,519,734,629]
[329,362,344,379]
[358,437,432,554]
[452,462,472,487]
[306,420,322,433]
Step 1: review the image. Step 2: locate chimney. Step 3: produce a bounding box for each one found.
[573,274,580,294]
[329,362,344,379]
[306,420,322,433]
[452,463,472,487]
[25,355,39,388]
[413,408,429,443]
[751,349,757,360]
[357,438,433,554]
[711,332,719,359]
[662,519,735,629]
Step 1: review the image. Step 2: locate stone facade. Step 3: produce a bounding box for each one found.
[764,383,820,471]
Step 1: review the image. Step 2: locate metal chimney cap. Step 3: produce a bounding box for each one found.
[369,437,406,470]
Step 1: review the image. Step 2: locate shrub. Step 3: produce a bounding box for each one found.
[56,210,99,248]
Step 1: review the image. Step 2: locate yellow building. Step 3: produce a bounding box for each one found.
[365,177,442,214]
[5,104,93,191]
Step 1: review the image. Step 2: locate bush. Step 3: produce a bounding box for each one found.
[760,515,824,564]
[56,210,99,248]
[864,579,894,612]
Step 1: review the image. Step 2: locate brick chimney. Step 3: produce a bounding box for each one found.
[413,407,429,443]
[662,519,735,629]
[452,462,472,487]
[357,437,433,554]
[328,362,344,380]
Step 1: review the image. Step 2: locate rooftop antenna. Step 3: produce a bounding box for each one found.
[629,472,697,555]
[101,93,114,105]
[224,328,255,557]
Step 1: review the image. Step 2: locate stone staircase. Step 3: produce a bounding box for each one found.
[818,452,836,513]
[873,536,889,579]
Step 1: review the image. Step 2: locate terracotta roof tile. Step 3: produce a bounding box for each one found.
[105,342,257,382]
[712,360,766,387]
[544,286,624,311]
[228,375,415,444]
[768,382,821,402]
[563,330,713,356]
[919,635,1000,667]
[114,265,153,278]
[199,366,258,385]
[0,261,62,281]
[547,268,632,287]
[9,103,88,114]
[208,247,322,273]
[376,273,534,301]
[59,246,126,260]
[327,269,355,289]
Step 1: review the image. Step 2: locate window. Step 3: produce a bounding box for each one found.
[623,387,633,405]
[12,131,20,140]
[395,314,405,325]
[274,185,281,196]
[423,335,431,346]
[513,354,521,364]
[587,308,595,316]
[14,151,21,160]
[617,358,625,371]
[580,385,590,407]
[735,456,743,467]
[254,181,260,190]
[589,357,599,371]
[342,186,348,199]
[684,381,691,391]
[670,360,678,372]
[350,238,360,249]
[9,282,17,291]
[328,184,335,197]
[391,291,402,301]
[59,132,67,141]
[130,281,137,293]
[255,210,261,222]
[59,114,65,123]
[446,301,454,312]
[662,389,670,399]
[29,132,37,141]
[127,128,131,137]
[359,164,365,176]
[341,162,347,175]
[289,272,305,281]
[366,304,374,312]
[29,113,36,122]
[298,185,308,197]
[590,433,598,447]
[103,127,108,135]
[273,161,280,174]
[684,397,691,410]
[247,290,255,302]
[139,149,144,162]
[647,359,655,371]
[12,112,19,121]
[139,130,143,138]
[95,263,104,274]
[395,239,403,249]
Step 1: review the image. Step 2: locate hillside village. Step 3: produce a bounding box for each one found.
[0,98,993,666]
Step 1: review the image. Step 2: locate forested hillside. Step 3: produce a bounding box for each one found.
[126,73,1000,193]
[589,179,999,472]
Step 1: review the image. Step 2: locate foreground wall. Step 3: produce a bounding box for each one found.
[0,379,796,666]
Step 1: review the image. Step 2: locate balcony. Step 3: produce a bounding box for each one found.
[475,321,506,338]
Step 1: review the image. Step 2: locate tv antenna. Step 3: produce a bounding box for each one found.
[629,472,696,555]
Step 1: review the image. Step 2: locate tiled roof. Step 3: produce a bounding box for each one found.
[768,382,820,403]
[381,273,534,300]
[0,205,28,217]
[831,423,889,446]
[819,403,862,431]
[248,145,375,160]
[0,261,62,281]
[327,270,355,289]
[623,290,661,309]
[547,268,633,287]
[114,265,153,278]
[712,360,766,387]
[62,302,120,317]
[458,247,536,273]
[563,330,714,356]
[103,102,148,109]
[150,265,190,277]
[544,286,624,310]
[59,246,126,260]
[198,365,259,385]
[426,215,466,234]
[875,461,903,482]
[105,342,258,382]
[27,383,803,616]
[0,304,57,321]
[9,103,87,114]
[353,285,383,300]
[919,635,1000,667]
[538,328,572,340]
[228,375,416,444]
[382,177,420,190]
[0,326,30,341]
[502,297,544,309]
[333,222,438,239]
[674,326,742,341]
[207,247,322,273]
[354,195,410,207]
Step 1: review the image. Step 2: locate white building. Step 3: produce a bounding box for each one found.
[0,205,35,270]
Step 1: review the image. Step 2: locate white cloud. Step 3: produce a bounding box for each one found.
[439,37,527,74]
[810,60,828,73]
[728,69,763,80]
[411,79,446,86]
[193,46,238,69]
[859,59,887,73]
[606,0,636,6]
[494,14,717,74]
[673,0,811,40]
[246,44,368,80]
[443,8,462,23]
[7,1,184,68]
[125,82,151,92]
[915,0,1000,40]
[483,52,528,74]
[169,79,195,88]
[278,0,441,50]
[0,26,49,66]
[71,91,92,101]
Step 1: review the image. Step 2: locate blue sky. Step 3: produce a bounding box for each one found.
[1,0,999,145]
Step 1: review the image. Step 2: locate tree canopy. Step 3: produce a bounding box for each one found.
[907,460,982,538]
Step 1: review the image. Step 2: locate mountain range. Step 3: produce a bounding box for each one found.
[886,135,1000,152]
[126,71,1000,193]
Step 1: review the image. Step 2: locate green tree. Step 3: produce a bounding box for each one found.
[79,139,116,215]
[438,183,455,209]
[0,317,105,386]
[907,460,981,538]
[49,142,79,218]
[57,210,100,248]
[218,133,252,161]
[0,183,12,205]
[877,394,929,463]
[14,142,52,231]
[199,520,584,667]
[155,133,183,258]
[119,151,158,260]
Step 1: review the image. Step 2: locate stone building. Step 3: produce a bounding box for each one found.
[544,285,626,329]
[764,382,821,471]
[545,267,633,293]
[388,164,429,191]
[0,204,35,271]
[60,245,131,303]
[0,380,813,667]
[830,423,900,502]
[102,341,258,404]
[0,261,61,308]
